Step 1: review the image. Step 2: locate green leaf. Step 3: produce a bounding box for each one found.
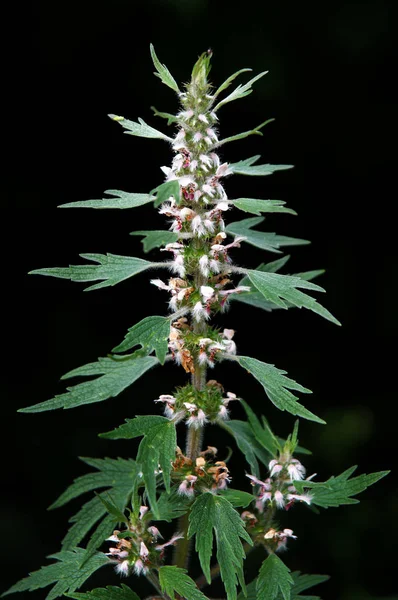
[214,119,274,148]
[150,44,180,94]
[240,400,280,455]
[96,493,128,524]
[231,198,296,216]
[213,71,268,112]
[2,548,109,600]
[246,269,341,325]
[233,260,325,314]
[66,584,140,600]
[289,571,330,596]
[29,253,153,292]
[150,179,181,207]
[230,156,294,176]
[49,457,139,556]
[226,217,309,253]
[222,419,272,477]
[156,487,191,521]
[257,554,294,600]
[112,316,170,364]
[18,354,158,412]
[130,229,179,252]
[159,566,209,600]
[188,493,252,600]
[108,114,173,142]
[213,68,253,98]
[100,416,177,519]
[236,356,325,424]
[293,466,390,508]
[151,106,180,125]
[58,189,154,210]
[220,488,256,508]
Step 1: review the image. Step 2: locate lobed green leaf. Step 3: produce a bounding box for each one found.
[66,584,140,600]
[213,71,268,112]
[112,315,171,364]
[214,119,274,149]
[2,548,109,600]
[212,68,253,99]
[231,198,296,216]
[293,466,390,508]
[226,217,308,253]
[58,189,154,210]
[108,114,173,142]
[229,155,294,176]
[159,566,209,600]
[29,253,153,292]
[130,229,179,252]
[222,419,272,477]
[150,43,180,94]
[100,415,177,519]
[236,356,325,424]
[220,488,256,508]
[188,493,252,600]
[18,355,158,412]
[150,179,181,207]
[256,553,294,600]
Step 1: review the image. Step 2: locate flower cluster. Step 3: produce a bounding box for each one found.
[247,453,314,512]
[106,506,182,577]
[172,446,231,496]
[155,379,238,426]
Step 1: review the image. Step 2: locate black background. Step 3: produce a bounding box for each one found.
[5,1,397,599]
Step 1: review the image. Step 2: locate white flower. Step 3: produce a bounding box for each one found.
[193,132,203,143]
[222,338,237,355]
[191,215,206,236]
[192,301,207,321]
[116,560,130,576]
[286,493,313,505]
[150,278,171,291]
[216,163,232,178]
[204,219,215,232]
[210,152,220,167]
[148,526,162,539]
[190,159,198,171]
[223,329,235,339]
[198,351,208,366]
[206,128,218,140]
[199,254,209,276]
[200,285,215,300]
[287,461,306,481]
[170,254,185,277]
[155,533,184,550]
[202,184,215,196]
[133,559,147,576]
[106,534,120,543]
[274,490,285,508]
[178,475,197,497]
[218,405,229,420]
[160,165,172,177]
[214,201,229,211]
[139,505,148,520]
[187,409,208,428]
[209,259,220,273]
[194,189,203,201]
[179,109,194,120]
[198,114,209,124]
[200,154,213,167]
[183,402,197,412]
[204,137,212,145]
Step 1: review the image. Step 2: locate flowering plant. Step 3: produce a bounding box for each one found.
[4,47,388,600]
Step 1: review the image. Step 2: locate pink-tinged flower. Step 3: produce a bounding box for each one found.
[170,255,185,278]
[116,560,130,576]
[106,533,120,543]
[194,189,203,201]
[193,132,203,143]
[198,113,209,124]
[178,475,197,497]
[216,163,232,178]
[198,350,208,366]
[190,159,198,172]
[274,490,285,508]
[139,505,148,520]
[187,409,208,429]
[206,128,218,140]
[218,404,229,420]
[179,109,194,120]
[210,152,220,167]
[183,402,197,412]
[281,528,297,539]
[200,153,212,167]
[264,528,278,539]
[202,184,215,197]
[246,473,266,487]
[155,533,184,551]
[140,542,149,559]
[148,526,162,539]
[270,462,283,478]
[287,460,306,481]
[204,219,215,232]
[286,493,313,505]
[204,137,212,145]
[223,329,235,340]
[133,558,148,576]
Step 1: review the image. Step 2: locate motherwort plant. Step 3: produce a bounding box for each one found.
[4,47,388,600]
